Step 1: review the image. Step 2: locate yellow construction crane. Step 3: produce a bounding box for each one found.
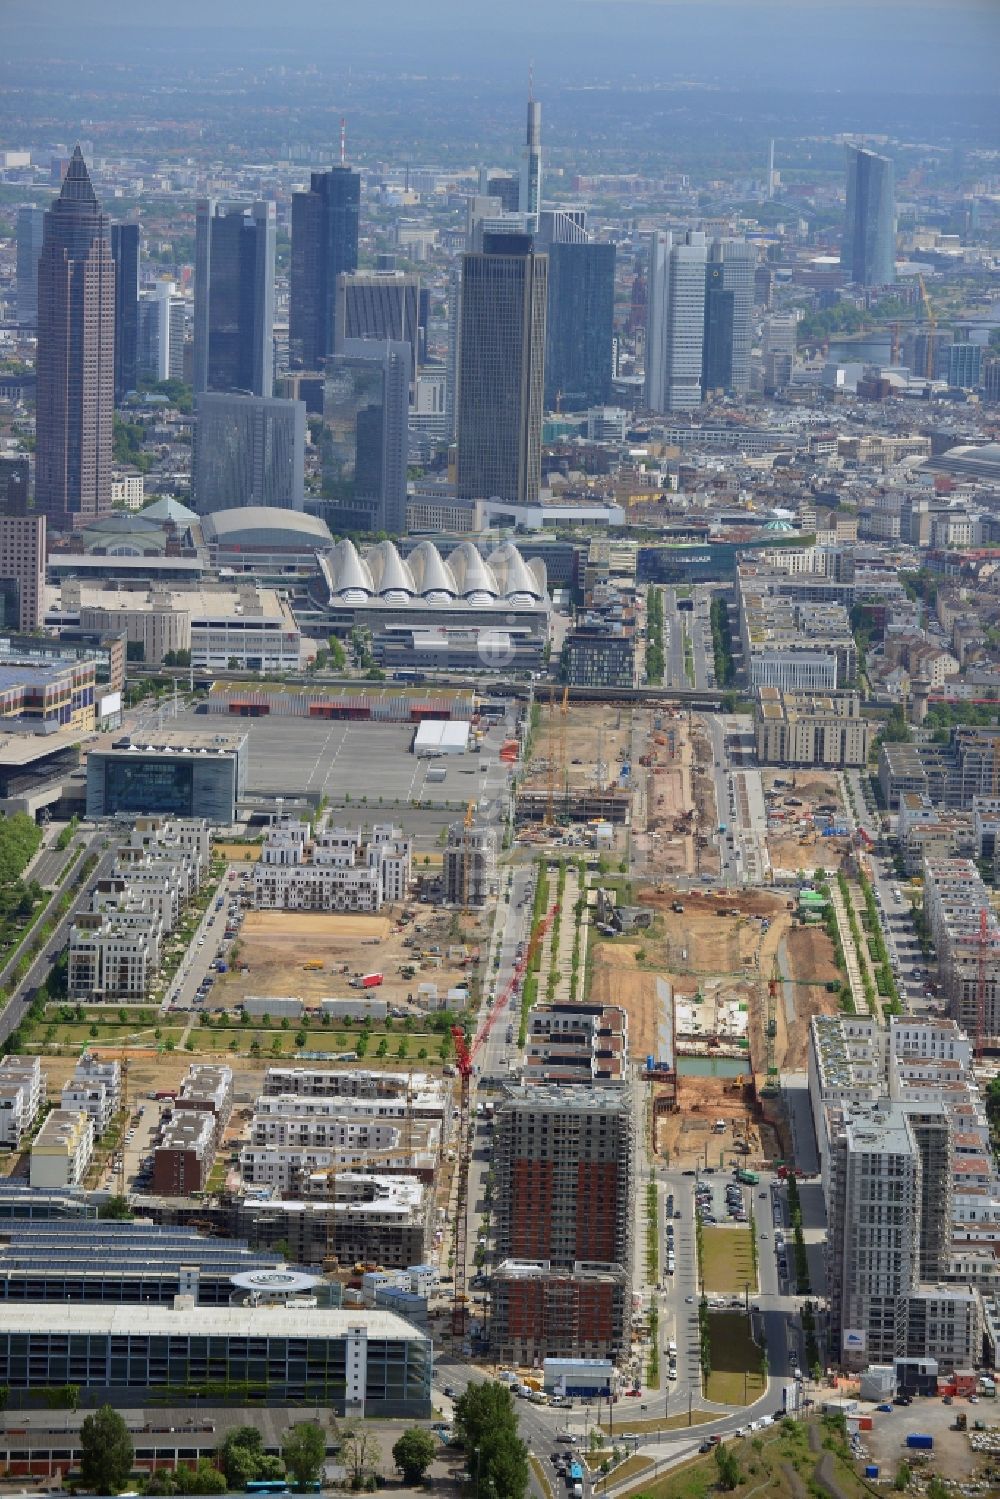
[560,685,569,807]
[917,274,937,381]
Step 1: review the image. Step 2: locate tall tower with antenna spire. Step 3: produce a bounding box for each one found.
[520,70,542,234]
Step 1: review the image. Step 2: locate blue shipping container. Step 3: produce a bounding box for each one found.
[906,1434,933,1450]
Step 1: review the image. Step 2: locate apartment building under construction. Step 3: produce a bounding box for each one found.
[490,1085,633,1363]
[923,859,1000,1044]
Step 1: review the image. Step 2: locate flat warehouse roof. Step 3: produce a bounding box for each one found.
[413,719,470,751]
[0,1303,427,1340]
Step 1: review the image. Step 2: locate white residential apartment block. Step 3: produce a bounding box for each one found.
[261,1068,447,1126]
[68,817,210,1000]
[61,1055,122,1136]
[755,688,871,769]
[0,1057,46,1149]
[29,1109,95,1189]
[254,820,412,913]
[923,859,1000,1043]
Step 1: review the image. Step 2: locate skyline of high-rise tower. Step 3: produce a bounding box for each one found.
[645,229,707,413]
[702,237,755,397]
[34,146,115,531]
[842,144,896,287]
[111,221,140,404]
[290,166,360,370]
[519,91,542,233]
[193,198,275,398]
[538,210,614,411]
[456,232,547,507]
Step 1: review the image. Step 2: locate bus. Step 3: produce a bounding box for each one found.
[736,1168,760,1185]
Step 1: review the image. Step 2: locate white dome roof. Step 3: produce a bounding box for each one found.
[328,538,374,599]
[447,542,499,600]
[367,540,415,597]
[488,541,543,601]
[408,540,457,598]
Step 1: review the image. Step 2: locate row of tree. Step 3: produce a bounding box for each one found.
[76,1406,441,1495]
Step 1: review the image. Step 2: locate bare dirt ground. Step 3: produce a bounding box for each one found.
[593,887,845,1091]
[656,1077,768,1166]
[211,907,477,1009]
[522,700,634,795]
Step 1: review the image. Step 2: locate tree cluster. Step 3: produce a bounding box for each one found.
[454,1381,530,1499]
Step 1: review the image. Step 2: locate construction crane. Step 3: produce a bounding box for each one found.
[450,895,560,1337]
[462,798,475,914]
[917,274,937,381]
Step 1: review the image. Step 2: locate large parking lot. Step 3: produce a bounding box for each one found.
[125,707,515,847]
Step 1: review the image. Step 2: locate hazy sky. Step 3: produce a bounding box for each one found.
[5,0,1000,94]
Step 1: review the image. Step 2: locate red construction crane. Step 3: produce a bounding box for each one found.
[449,897,559,1337]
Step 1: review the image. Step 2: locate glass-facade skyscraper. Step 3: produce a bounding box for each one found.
[111,222,140,403]
[645,230,707,414]
[456,233,547,506]
[702,238,755,396]
[35,147,114,530]
[192,393,306,514]
[842,146,896,287]
[320,339,410,536]
[193,199,275,398]
[290,167,360,371]
[539,211,614,411]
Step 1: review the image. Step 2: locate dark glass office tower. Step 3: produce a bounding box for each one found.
[542,238,614,410]
[193,199,275,397]
[35,147,114,530]
[290,167,360,370]
[111,222,139,403]
[456,233,547,506]
[842,146,896,287]
[336,270,420,384]
[701,264,735,395]
[320,340,410,535]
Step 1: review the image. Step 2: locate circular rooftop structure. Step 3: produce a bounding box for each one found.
[230,1268,323,1304]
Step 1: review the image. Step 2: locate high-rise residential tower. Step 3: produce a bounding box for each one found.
[519,96,542,233]
[456,233,547,506]
[15,207,45,326]
[645,229,707,413]
[320,339,410,536]
[290,167,360,371]
[193,199,275,398]
[842,146,896,287]
[538,210,615,411]
[110,222,140,403]
[827,1102,920,1370]
[702,238,755,396]
[336,270,420,385]
[35,147,114,530]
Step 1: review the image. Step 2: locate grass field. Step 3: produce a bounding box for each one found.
[704,1312,766,1405]
[701,1226,756,1294]
[619,1416,873,1499]
[614,1411,715,1436]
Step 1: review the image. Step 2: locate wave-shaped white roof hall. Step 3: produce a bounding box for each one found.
[325,538,547,605]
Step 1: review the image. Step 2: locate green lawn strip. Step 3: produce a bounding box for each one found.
[700,1226,756,1295]
[704,1312,766,1405]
